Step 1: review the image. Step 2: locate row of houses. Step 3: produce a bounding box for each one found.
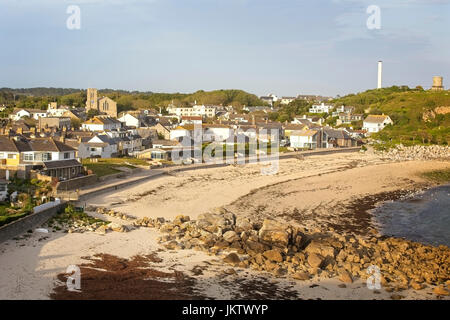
[0,135,82,180]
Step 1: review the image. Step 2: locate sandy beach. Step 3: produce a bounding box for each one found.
[0,151,449,300]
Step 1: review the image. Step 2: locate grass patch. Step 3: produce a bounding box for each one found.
[82,158,149,177]
[47,204,107,230]
[421,168,450,184]
[0,211,29,227]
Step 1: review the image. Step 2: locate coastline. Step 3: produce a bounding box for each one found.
[0,152,449,300]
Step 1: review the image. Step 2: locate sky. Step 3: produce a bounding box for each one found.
[0,0,449,97]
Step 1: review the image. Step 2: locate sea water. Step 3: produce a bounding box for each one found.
[373,184,450,247]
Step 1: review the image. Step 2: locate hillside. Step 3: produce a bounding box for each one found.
[332,86,450,147]
[0,88,267,113]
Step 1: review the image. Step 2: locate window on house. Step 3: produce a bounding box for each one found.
[64,152,70,159]
[42,153,52,161]
[0,185,5,192]
[0,153,4,158]
[7,154,16,159]
[24,154,33,161]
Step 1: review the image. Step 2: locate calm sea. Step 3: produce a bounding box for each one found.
[372,184,450,247]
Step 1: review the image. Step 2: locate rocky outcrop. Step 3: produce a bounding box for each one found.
[128,208,450,296]
[377,145,450,161]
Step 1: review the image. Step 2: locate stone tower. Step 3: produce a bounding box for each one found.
[431,76,444,91]
[86,88,98,111]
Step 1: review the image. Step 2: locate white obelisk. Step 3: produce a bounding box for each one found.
[377,61,383,89]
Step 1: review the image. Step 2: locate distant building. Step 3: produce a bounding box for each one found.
[39,117,71,130]
[337,113,363,124]
[180,116,203,125]
[86,88,118,118]
[82,116,122,131]
[362,115,393,133]
[118,113,142,128]
[167,104,216,118]
[260,96,274,106]
[309,103,332,114]
[9,108,47,121]
[280,97,296,105]
[332,105,355,117]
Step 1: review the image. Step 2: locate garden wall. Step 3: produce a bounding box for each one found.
[0,201,66,243]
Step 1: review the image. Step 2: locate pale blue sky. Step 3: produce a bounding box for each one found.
[0,0,449,97]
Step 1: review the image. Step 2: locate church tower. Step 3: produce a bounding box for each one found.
[86,88,98,111]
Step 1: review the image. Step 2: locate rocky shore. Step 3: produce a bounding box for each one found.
[376,145,450,161]
[92,206,450,298]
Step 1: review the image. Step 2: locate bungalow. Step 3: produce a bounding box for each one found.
[362,115,393,133]
[137,148,171,161]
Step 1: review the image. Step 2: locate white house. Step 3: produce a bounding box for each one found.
[118,113,141,128]
[332,105,355,117]
[169,125,197,141]
[180,116,203,126]
[9,108,47,121]
[203,124,232,142]
[78,135,118,158]
[362,115,393,133]
[309,103,332,114]
[289,130,318,149]
[81,116,122,132]
[167,104,216,118]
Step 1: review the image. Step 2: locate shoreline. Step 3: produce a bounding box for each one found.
[0,153,449,300]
